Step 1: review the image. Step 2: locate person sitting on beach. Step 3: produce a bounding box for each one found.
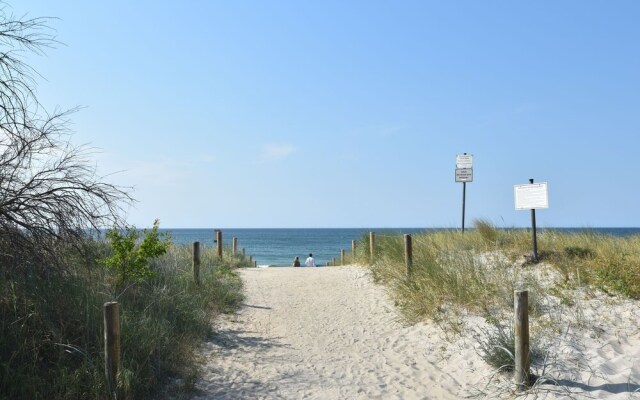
[292,256,301,267]
[305,253,316,267]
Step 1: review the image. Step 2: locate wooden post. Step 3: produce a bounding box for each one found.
[254,261,257,268]
[514,290,531,391]
[369,232,376,264]
[332,257,337,266]
[216,230,223,258]
[193,241,201,285]
[249,255,252,265]
[404,234,413,277]
[351,240,356,262]
[232,237,238,257]
[341,249,346,265]
[104,301,120,398]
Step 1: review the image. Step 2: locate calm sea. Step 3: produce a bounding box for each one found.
[160,228,640,267]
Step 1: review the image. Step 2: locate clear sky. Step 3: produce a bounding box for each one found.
[14,1,640,228]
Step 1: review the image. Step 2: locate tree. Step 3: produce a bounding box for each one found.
[0,4,131,269]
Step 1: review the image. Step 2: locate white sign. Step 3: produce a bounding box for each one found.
[456,154,473,169]
[514,182,549,210]
[455,168,473,182]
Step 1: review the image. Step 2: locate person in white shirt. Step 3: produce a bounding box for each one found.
[305,253,316,267]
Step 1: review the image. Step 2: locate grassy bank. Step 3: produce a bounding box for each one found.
[350,221,640,372]
[0,240,248,400]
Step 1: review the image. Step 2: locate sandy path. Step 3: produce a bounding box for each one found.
[190,265,640,400]
[191,266,462,399]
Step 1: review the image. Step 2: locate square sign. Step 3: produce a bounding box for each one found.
[514,182,549,210]
[455,168,473,182]
[456,154,473,169]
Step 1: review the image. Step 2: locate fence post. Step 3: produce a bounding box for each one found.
[104,301,120,398]
[404,234,413,277]
[193,241,201,285]
[249,255,252,265]
[232,237,238,257]
[216,231,223,259]
[341,249,346,265]
[332,257,337,266]
[514,290,531,391]
[369,232,376,264]
[351,240,356,262]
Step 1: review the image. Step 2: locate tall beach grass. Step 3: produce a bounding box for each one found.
[351,220,640,375]
[1,239,248,399]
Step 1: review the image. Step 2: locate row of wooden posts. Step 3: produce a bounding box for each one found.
[104,231,532,396]
[329,232,532,391]
[103,230,256,397]
[192,234,257,284]
[327,232,377,266]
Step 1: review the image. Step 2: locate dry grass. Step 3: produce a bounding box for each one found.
[350,220,640,396]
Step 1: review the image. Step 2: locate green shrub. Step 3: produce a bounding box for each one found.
[563,246,595,259]
[100,219,170,287]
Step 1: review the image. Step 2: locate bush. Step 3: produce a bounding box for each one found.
[563,246,595,259]
[100,220,170,287]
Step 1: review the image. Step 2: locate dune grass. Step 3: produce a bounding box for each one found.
[0,240,248,400]
[350,220,640,372]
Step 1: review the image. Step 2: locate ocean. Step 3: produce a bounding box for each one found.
[160,228,422,267]
[160,228,640,267]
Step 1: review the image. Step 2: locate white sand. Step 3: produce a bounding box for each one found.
[192,265,640,399]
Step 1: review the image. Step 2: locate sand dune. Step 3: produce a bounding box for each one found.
[191,266,640,399]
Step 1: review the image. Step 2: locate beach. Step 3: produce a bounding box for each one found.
[191,265,640,399]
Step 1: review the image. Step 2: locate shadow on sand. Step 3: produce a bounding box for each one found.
[193,326,302,400]
[240,303,271,310]
[207,326,286,351]
[539,378,640,395]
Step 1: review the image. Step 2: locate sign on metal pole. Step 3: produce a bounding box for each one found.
[456,153,473,233]
[515,179,548,263]
[514,182,549,210]
[456,154,473,169]
[455,168,473,182]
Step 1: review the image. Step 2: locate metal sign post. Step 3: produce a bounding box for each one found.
[462,181,466,234]
[514,179,549,263]
[529,179,538,262]
[455,153,473,233]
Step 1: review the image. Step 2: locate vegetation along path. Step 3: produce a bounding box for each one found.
[190,266,462,400]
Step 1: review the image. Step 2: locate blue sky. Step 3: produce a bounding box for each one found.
[15,1,640,228]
